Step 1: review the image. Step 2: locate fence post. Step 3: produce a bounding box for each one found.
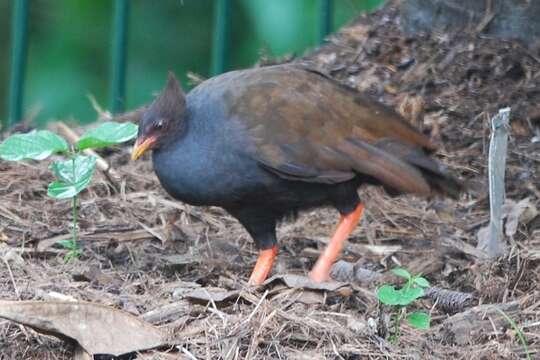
[110,0,130,115]
[6,0,30,129]
[318,0,333,44]
[211,0,230,76]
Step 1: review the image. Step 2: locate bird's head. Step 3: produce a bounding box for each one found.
[131,72,186,160]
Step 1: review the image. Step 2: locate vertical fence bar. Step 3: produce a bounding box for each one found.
[318,0,333,44]
[211,0,230,76]
[110,0,129,114]
[6,0,30,128]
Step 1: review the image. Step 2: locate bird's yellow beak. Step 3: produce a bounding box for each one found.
[131,137,157,160]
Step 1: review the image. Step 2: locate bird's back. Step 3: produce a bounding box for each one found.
[187,64,461,198]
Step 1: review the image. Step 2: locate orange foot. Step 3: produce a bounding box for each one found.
[309,203,364,282]
[248,245,279,285]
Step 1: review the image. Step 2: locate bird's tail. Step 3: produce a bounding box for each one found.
[373,139,464,199]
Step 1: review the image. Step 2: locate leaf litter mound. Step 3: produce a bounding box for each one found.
[1,1,540,358]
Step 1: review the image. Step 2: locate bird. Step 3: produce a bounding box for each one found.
[131,64,462,285]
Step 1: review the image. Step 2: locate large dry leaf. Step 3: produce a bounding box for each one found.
[265,274,346,291]
[0,301,168,356]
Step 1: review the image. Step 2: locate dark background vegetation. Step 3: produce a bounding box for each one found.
[0,0,383,125]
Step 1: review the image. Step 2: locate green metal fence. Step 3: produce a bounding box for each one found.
[4,0,334,130]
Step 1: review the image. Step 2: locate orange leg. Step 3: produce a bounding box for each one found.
[248,245,279,285]
[309,203,364,282]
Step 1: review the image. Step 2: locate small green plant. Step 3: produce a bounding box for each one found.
[0,122,138,260]
[377,267,431,342]
[496,308,531,360]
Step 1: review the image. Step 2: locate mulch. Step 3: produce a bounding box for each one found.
[1,1,540,358]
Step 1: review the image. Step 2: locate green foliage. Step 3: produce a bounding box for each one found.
[406,311,430,329]
[0,130,68,160]
[496,308,531,360]
[413,276,430,288]
[48,154,97,199]
[0,122,138,260]
[77,122,138,150]
[377,284,423,306]
[390,267,411,280]
[0,1,385,125]
[57,239,82,263]
[377,268,431,342]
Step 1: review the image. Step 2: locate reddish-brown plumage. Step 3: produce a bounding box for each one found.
[131,64,463,284]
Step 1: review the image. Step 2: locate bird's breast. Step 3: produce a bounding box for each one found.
[152,124,269,207]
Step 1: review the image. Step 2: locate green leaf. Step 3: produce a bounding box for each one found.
[398,286,424,304]
[0,130,69,161]
[413,276,430,288]
[47,154,96,199]
[64,249,82,263]
[391,268,411,280]
[377,285,401,305]
[406,311,430,329]
[57,239,79,250]
[378,284,425,306]
[77,121,138,150]
[58,240,82,262]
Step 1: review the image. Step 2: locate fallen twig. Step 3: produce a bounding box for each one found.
[37,227,161,251]
[140,301,192,325]
[88,94,147,124]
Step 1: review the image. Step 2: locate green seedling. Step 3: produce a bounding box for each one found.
[0,122,138,261]
[496,308,531,360]
[377,267,431,342]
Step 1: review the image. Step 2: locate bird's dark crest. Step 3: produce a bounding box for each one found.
[152,71,186,120]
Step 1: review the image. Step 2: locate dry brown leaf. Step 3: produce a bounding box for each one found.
[185,287,240,303]
[477,198,538,253]
[504,198,538,237]
[162,253,201,267]
[290,289,326,305]
[264,274,347,291]
[354,67,380,92]
[0,301,168,356]
[397,94,425,127]
[340,23,370,42]
[330,260,383,285]
[140,300,192,324]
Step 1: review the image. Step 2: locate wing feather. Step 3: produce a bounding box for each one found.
[228,64,440,195]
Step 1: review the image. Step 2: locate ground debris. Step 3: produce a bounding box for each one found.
[1,0,540,358]
[431,301,520,346]
[424,287,475,313]
[0,300,168,357]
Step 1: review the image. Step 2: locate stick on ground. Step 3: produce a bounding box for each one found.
[478,108,510,257]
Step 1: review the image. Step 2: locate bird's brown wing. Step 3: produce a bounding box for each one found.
[227,65,439,195]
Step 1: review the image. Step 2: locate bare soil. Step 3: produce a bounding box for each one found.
[1,1,540,359]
